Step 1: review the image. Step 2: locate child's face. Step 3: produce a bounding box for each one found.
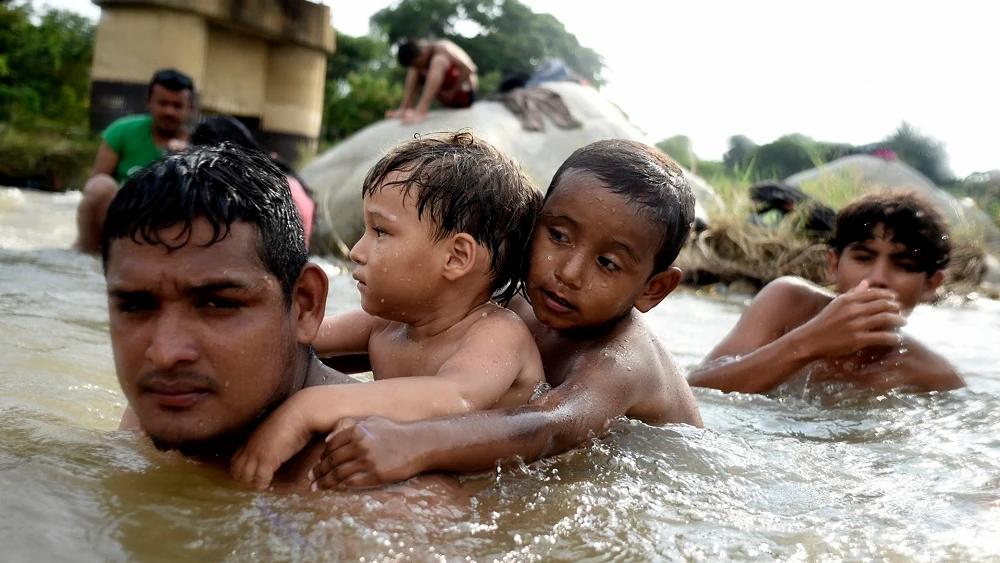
[829,223,943,311]
[350,173,445,320]
[526,171,666,331]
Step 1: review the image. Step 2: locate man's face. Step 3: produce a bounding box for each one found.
[146,84,192,135]
[105,219,300,451]
[830,223,942,312]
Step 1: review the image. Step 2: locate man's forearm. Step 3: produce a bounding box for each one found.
[688,329,819,393]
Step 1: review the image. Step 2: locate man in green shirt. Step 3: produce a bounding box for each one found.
[74,69,194,253]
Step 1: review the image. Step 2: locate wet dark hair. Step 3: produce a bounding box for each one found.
[191,115,315,198]
[147,68,194,97]
[546,139,695,274]
[830,190,950,274]
[100,143,307,305]
[190,115,261,152]
[361,130,541,303]
[397,39,422,67]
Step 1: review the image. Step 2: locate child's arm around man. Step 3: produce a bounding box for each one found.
[231,131,545,489]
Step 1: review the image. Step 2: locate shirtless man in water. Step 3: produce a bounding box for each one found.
[103,142,369,491]
[688,191,966,395]
[386,38,478,125]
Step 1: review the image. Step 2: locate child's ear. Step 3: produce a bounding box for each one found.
[920,270,945,303]
[826,249,840,285]
[634,266,683,313]
[441,233,480,281]
[293,262,329,345]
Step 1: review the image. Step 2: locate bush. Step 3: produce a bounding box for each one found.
[0,126,98,190]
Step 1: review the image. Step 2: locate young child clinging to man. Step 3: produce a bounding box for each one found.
[308,139,704,490]
[231,131,545,488]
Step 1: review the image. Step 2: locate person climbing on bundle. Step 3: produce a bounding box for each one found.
[385,38,478,125]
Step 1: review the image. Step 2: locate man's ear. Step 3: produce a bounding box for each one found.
[826,249,840,285]
[634,266,682,313]
[921,270,945,303]
[293,262,329,345]
[440,233,480,281]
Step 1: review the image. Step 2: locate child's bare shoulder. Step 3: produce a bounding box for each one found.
[574,312,674,375]
[582,312,699,424]
[462,303,536,344]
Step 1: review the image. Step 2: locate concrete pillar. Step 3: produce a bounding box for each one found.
[260,44,328,165]
[89,0,333,163]
[202,26,268,118]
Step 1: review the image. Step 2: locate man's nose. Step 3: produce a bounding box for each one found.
[554,249,584,289]
[866,258,891,288]
[145,309,199,368]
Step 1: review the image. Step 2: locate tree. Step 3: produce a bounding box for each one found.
[882,122,953,185]
[320,32,404,144]
[656,135,693,169]
[0,2,94,128]
[723,135,757,173]
[371,0,605,88]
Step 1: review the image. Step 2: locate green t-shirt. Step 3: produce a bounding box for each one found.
[102,114,163,183]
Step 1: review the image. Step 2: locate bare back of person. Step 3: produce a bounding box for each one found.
[366,302,543,408]
[509,295,700,424]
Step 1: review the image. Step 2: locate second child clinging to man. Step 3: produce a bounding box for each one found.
[232,131,545,488]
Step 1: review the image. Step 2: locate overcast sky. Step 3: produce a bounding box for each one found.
[47,0,998,176]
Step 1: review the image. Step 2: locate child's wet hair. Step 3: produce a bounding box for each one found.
[831,190,951,274]
[361,130,542,303]
[100,142,307,305]
[545,139,695,274]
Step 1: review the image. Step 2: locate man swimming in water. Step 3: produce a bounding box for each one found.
[386,38,478,125]
[687,190,965,395]
[102,142,356,491]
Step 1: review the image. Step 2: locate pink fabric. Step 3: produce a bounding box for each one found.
[286,175,315,247]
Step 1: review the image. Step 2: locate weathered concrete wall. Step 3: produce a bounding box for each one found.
[202,26,269,117]
[89,0,332,163]
[91,6,207,85]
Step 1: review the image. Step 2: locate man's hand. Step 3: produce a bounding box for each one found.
[796,280,905,358]
[231,399,314,490]
[166,138,188,152]
[308,416,424,491]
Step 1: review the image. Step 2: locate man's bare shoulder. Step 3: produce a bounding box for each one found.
[898,337,966,392]
[748,276,833,324]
